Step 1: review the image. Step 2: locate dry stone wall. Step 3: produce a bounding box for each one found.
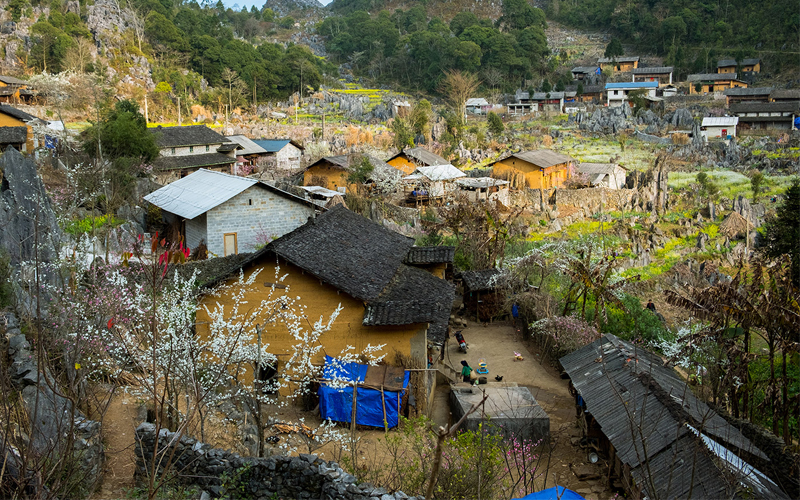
[135,423,422,500]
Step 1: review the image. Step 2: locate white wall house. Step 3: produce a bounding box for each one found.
[251,139,304,170]
[144,169,317,257]
[700,116,738,143]
[605,82,658,107]
[149,125,240,184]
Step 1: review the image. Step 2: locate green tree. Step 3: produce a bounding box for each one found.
[347,155,375,185]
[487,112,504,135]
[410,99,433,143]
[604,38,623,59]
[696,172,720,203]
[750,171,764,203]
[391,117,414,150]
[540,79,551,93]
[82,100,158,162]
[577,82,584,96]
[499,0,546,31]
[759,178,800,285]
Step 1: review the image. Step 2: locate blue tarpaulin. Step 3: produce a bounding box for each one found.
[515,486,585,500]
[318,356,410,428]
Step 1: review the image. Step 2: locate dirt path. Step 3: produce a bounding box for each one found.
[92,392,139,499]
[444,319,615,500]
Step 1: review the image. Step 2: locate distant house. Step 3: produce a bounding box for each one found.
[150,125,239,184]
[577,163,627,189]
[723,87,774,106]
[387,147,448,175]
[225,135,269,170]
[687,73,747,94]
[194,205,455,383]
[770,89,800,103]
[571,66,598,80]
[560,334,790,500]
[573,84,603,103]
[0,104,42,152]
[0,76,34,104]
[489,150,576,190]
[466,98,490,114]
[303,154,401,192]
[402,164,466,204]
[460,268,505,321]
[631,66,673,86]
[250,138,304,170]
[604,82,658,107]
[700,116,738,142]
[730,102,799,130]
[597,56,639,72]
[143,169,317,257]
[508,89,537,116]
[717,58,761,74]
[455,177,510,204]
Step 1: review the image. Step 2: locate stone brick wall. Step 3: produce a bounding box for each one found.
[185,212,206,249]
[135,423,422,500]
[206,186,314,257]
[276,144,302,170]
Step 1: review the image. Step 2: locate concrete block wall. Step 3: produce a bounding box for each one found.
[206,186,314,257]
[185,212,206,249]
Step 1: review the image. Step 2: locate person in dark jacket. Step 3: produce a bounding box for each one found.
[646,300,657,312]
[460,360,472,383]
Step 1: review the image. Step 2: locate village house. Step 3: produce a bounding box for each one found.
[569,84,603,103]
[604,82,658,107]
[770,88,800,103]
[723,87,774,106]
[687,73,747,94]
[250,138,304,170]
[455,177,510,205]
[717,58,761,74]
[194,205,455,387]
[597,56,639,72]
[298,185,345,208]
[700,116,738,142]
[507,89,537,116]
[386,146,448,175]
[149,125,239,184]
[144,169,317,257]
[0,104,43,153]
[730,102,799,130]
[303,154,401,192]
[402,164,466,204]
[465,98,490,114]
[577,163,627,189]
[490,149,576,190]
[0,76,34,104]
[224,135,270,170]
[631,66,673,86]
[459,268,506,321]
[571,66,599,80]
[560,334,789,500]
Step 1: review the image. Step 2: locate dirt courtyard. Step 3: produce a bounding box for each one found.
[437,319,615,500]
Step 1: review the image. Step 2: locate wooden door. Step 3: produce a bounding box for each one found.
[223,233,237,256]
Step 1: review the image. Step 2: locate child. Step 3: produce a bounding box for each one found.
[460,360,472,383]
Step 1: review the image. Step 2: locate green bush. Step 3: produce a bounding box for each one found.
[64,214,124,235]
[587,294,669,343]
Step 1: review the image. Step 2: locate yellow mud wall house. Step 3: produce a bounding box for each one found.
[195,206,454,386]
[490,150,575,189]
[303,155,350,190]
[0,76,33,104]
[386,147,449,175]
[0,105,37,152]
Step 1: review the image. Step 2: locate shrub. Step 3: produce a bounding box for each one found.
[487,112,504,135]
[530,315,600,361]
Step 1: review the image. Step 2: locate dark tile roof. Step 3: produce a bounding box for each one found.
[506,149,575,169]
[461,268,504,292]
[269,206,414,301]
[216,142,241,153]
[687,73,739,82]
[717,59,737,67]
[723,86,773,96]
[404,246,455,265]
[150,125,229,148]
[152,153,236,171]
[632,66,673,74]
[731,102,800,114]
[770,89,800,100]
[0,75,28,85]
[741,58,760,66]
[560,335,788,500]
[0,126,27,144]
[0,104,36,122]
[571,66,597,73]
[401,147,448,166]
[598,56,639,63]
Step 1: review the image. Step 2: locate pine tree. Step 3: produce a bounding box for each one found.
[759,178,800,285]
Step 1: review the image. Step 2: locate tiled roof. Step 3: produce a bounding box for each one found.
[571,66,597,73]
[461,268,504,292]
[152,153,235,171]
[0,126,27,144]
[389,147,448,167]
[578,163,624,175]
[731,102,800,114]
[560,335,787,500]
[0,75,28,85]
[0,104,37,122]
[687,73,739,82]
[508,149,575,169]
[404,246,455,265]
[632,66,673,74]
[598,56,639,63]
[769,89,800,100]
[723,86,773,96]
[150,125,229,148]
[741,58,760,66]
[717,59,737,67]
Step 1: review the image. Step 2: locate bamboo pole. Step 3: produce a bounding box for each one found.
[381,385,388,434]
[350,383,358,432]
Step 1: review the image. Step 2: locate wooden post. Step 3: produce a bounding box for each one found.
[350,383,358,432]
[381,385,388,434]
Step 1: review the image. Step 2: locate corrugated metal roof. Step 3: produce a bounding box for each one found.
[406,164,466,182]
[466,98,488,106]
[702,116,739,127]
[299,185,340,198]
[605,82,658,89]
[455,177,509,188]
[252,139,292,152]
[226,135,268,155]
[144,169,257,219]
